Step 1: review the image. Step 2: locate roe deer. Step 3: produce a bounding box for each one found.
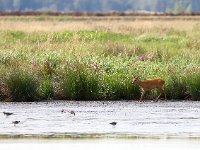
[132,76,166,101]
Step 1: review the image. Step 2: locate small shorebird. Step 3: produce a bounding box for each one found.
[70,110,75,116]
[61,109,66,113]
[109,122,117,126]
[12,121,20,126]
[61,109,75,116]
[3,112,14,117]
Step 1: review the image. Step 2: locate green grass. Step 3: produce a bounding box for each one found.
[186,73,200,100]
[165,74,187,99]
[38,77,54,100]
[6,70,39,101]
[62,61,100,100]
[0,25,200,101]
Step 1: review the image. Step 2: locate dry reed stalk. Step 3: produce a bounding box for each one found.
[0,16,199,34]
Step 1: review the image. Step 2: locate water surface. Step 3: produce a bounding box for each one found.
[0,100,200,139]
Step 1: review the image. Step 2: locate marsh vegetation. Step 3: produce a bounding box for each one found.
[0,16,200,101]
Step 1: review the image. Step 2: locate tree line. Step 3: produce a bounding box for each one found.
[0,0,199,13]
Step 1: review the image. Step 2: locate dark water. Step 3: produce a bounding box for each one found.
[0,100,200,139]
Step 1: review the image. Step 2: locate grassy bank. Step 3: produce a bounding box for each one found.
[0,16,200,101]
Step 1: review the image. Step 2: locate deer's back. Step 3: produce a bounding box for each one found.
[139,79,165,90]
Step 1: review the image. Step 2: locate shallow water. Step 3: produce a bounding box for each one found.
[0,100,200,139]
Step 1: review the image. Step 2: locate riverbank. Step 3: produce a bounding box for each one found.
[1,139,200,150]
[0,16,200,101]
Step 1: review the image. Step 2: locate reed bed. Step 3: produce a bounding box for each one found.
[0,16,200,101]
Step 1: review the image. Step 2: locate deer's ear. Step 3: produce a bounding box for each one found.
[134,76,139,79]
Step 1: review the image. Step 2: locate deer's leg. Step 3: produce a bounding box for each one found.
[160,87,166,100]
[156,88,164,101]
[140,89,145,101]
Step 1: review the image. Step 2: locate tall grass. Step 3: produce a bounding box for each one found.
[38,77,54,100]
[6,70,39,101]
[186,73,200,100]
[165,74,187,100]
[62,62,100,100]
[1,17,200,101]
[101,73,140,100]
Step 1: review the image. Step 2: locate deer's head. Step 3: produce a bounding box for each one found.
[132,76,140,84]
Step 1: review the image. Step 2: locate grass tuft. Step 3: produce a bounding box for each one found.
[165,74,187,100]
[186,73,200,100]
[6,70,39,101]
[62,62,100,100]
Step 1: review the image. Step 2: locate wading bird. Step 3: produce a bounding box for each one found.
[61,109,75,116]
[132,76,166,101]
[12,121,20,126]
[3,112,14,117]
[109,122,117,126]
[70,110,75,116]
[61,109,65,113]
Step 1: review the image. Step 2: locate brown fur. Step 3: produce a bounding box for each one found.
[132,76,166,101]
